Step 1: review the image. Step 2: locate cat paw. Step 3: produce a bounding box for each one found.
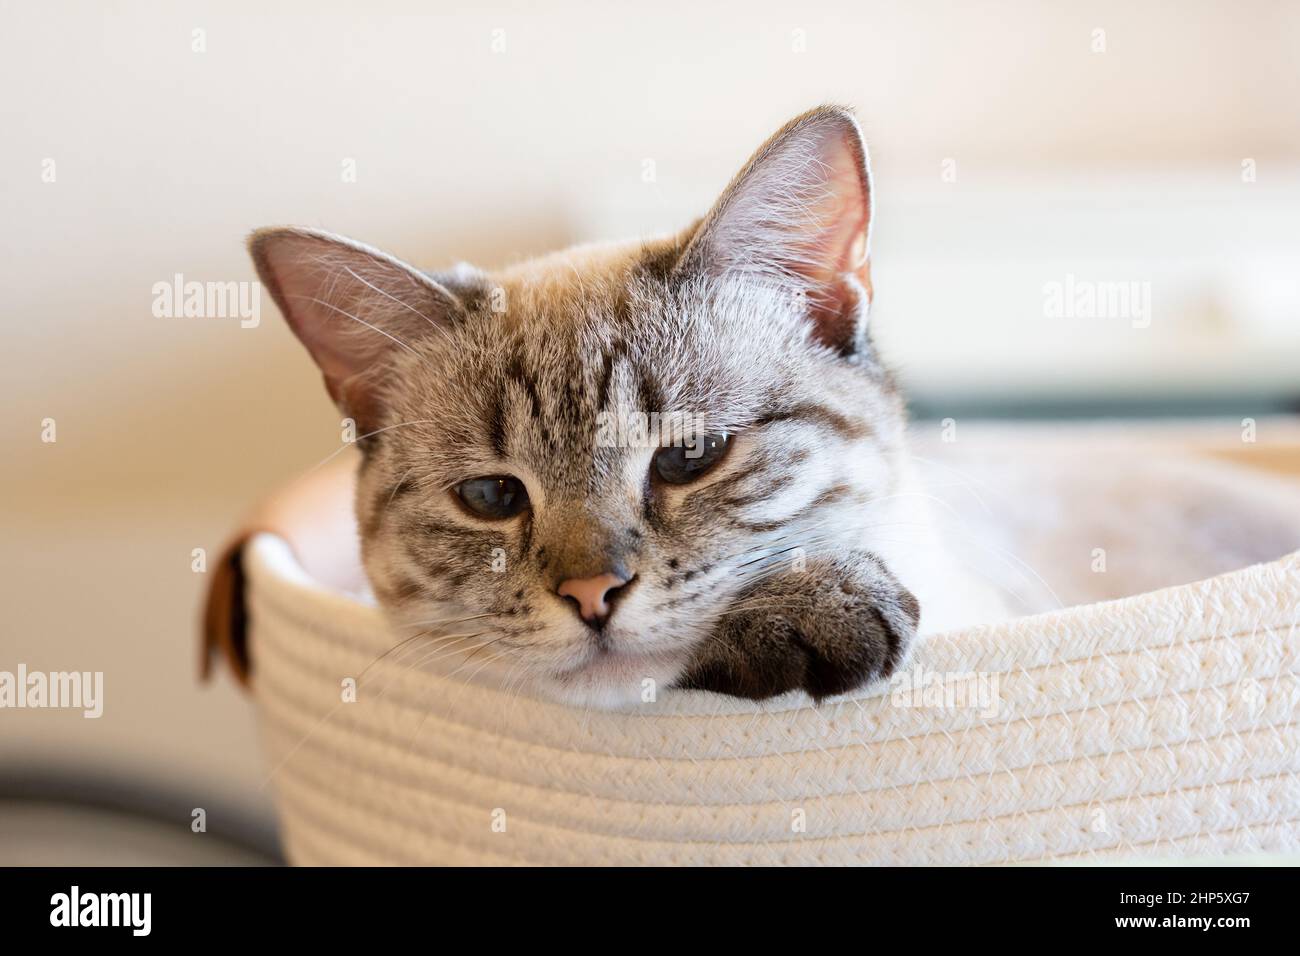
[675,553,919,702]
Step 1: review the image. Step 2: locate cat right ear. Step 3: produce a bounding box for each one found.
[674,105,874,357]
[249,227,461,428]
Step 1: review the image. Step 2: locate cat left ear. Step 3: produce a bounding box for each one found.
[249,227,462,433]
[675,105,874,356]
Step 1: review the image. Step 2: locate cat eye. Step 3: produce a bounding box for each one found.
[456,476,529,519]
[653,433,732,485]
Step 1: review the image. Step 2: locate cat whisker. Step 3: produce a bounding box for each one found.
[256,626,468,791]
[398,610,498,630]
[368,632,514,709]
[404,643,516,750]
[700,515,873,570]
[417,647,525,747]
[716,524,873,573]
[430,637,521,703]
[302,418,438,474]
[363,631,485,699]
[355,628,440,685]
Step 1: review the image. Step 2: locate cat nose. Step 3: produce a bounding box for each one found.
[556,572,631,626]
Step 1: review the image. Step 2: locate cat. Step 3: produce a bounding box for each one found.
[249,106,1003,708]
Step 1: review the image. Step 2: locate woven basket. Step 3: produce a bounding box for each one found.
[247,535,1300,865]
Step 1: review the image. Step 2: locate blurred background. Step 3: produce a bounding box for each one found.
[1,1,1297,862]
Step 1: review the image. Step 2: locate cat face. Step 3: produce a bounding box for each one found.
[251,106,909,706]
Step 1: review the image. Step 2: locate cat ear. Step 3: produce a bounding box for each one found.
[676,105,874,356]
[249,227,461,427]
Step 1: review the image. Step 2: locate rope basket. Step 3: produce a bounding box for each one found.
[247,542,1300,865]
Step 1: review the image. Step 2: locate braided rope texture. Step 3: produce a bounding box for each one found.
[247,534,1299,866]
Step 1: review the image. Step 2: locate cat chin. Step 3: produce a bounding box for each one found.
[536,651,689,711]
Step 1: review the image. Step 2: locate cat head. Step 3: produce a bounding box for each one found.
[249,106,909,706]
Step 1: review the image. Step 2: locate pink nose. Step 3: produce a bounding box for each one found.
[556,572,629,624]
